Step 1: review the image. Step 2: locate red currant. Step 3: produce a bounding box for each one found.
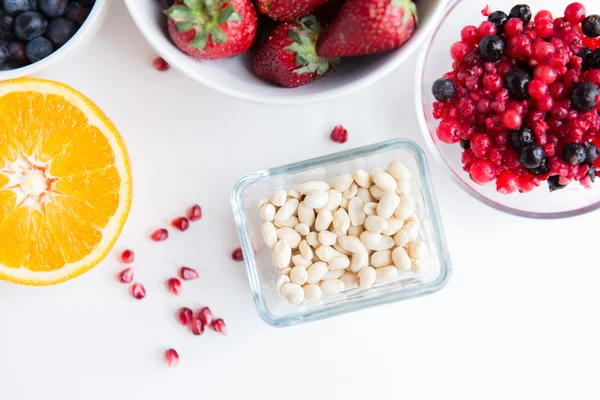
[496,171,519,194]
[534,65,558,84]
[470,133,492,158]
[450,41,471,62]
[436,119,462,144]
[528,79,549,100]
[461,25,479,44]
[470,160,496,184]
[504,18,524,37]
[501,110,523,130]
[564,3,586,25]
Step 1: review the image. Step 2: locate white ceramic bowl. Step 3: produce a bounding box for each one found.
[125,0,448,105]
[0,0,109,81]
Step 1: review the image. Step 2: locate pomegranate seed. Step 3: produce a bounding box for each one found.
[480,4,491,17]
[165,349,179,367]
[198,307,213,326]
[171,217,190,232]
[192,317,205,336]
[119,267,135,283]
[168,278,182,295]
[121,249,134,264]
[211,319,227,335]
[152,56,169,71]
[188,204,202,221]
[231,247,244,262]
[131,283,146,299]
[180,267,199,280]
[330,125,348,143]
[150,228,169,242]
[178,307,193,325]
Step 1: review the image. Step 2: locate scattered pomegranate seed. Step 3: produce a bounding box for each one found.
[480,4,491,16]
[178,307,193,325]
[171,217,190,231]
[192,317,205,336]
[198,307,213,326]
[152,56,170,71]
[330,125,348,143]
[131,283,146,299]
[211,319,227,335]
[119,267,135,283]
[121,249,134,264]
[165,349,179,367]
[180,267,199,280]
[188,204,202,221]
[231,247,244,262]
[168,278,182,295]
[150,228,169,242]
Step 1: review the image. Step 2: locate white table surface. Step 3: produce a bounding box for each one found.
[1,2,599,399]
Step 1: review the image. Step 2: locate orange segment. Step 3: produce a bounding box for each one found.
[0,78,132,286]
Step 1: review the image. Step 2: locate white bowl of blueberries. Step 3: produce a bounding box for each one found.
[0,0,108,79]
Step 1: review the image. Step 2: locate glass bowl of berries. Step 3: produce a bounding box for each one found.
[416,0,600,218]
[0,0,108,79]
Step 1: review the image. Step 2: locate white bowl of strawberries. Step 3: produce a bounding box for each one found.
[125,0,448,105]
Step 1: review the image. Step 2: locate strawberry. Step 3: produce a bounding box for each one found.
[256,0,329,21]
[254,15,340,88]
[317,0,418,58]
[165,0,257,60]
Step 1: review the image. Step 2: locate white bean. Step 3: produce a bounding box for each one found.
[358,267,376,288]
[316,189,342,213]
[339,272,358,290]
[392,247,411,272]
[377,193,400,219]
[395,181,411,194]
[332,208,351,233]
[274,198,299,222]
[412,259,426,273]
[281,283,304,305]
[261,222,278,248]
[333,243,352,256]
[348,224,364,237]
[290,266,309,285]
[259,203,276,222]
[306,232,320,248]
[339,196,349,209]
[364,215,388,234]
[292,255,311,268]
[375,266,399,281]
[360,231,383,248]
[372,171,397,191]
[299,240,313,260]
[269,189,287,207]
[353,169,371,188]
[331,173,354,192]
[387,161,411,182]
[342,182,358,199]
[288,190,300,199]
[382,218,404,236]
[348,197,365,226]
[321,279,345,295]
[303,284,322,300]
[306,262,329,283]
[323,269,345,280]
[297,181,330,195]
[272,240,291,269]
[408,241,425,259]
[337,235,366,254]
[274,216,299,228]
[318,231,338,246]
[279,267,291,276]
[404,221,419,241]
[369,185,388,201]
[350,249,369,273]
[394,196,415,219]
[315,210,333,232]
[357,187,375,204]
[276,275,290,295]
[371,250,392,268]
[295,223,310,236]
[363,202,377,216]
[304,190,328,209]
[315,245,339,262]
[277,227,301,248]
[298,202,315,226]
[329,255,351,271]
[394,229,410,247]
[367,235,395,251]
[257,198,269,208]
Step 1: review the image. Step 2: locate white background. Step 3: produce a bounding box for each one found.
[1,2,599,399]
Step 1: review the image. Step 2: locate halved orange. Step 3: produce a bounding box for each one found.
[0,78,132,285]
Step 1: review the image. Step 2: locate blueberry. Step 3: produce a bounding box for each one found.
[570,82,599,111]
[528,158,550,176]
[46,17,76,47]
[589,48,600,70]
[0,10,14,40]
[39,0,68,17]
[459,139,470,150]
[0,42,9,67]
[518,144,545,169]
[585,142,599,163]
[508,4,532,24]
[8,40,27,65]
[25,36,53,62]
[548,176,567,192]
[562,143,587,165]
[588,164,597,181]
[14,11,47,41]
[488,11,508,34]
[515,59,534,75]
[2,0,33,14]
[510,126,535,149]
[582,14,600,38]
[431,78,456,102]
[504,69,530,100]
[478,35,504,62]
[64,1,91,25]
[577,47,593,71]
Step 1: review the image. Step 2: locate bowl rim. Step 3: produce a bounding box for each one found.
[124,0,450,106]
[231,139,452,327]
[0,0,108,80]
[414,0,600,220]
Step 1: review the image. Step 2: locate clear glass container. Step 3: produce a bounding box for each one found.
[415,0,600,219]
[232,139,451,327]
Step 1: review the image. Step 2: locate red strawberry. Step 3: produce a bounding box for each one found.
[317,0,417,58]
[256,0,329,21]
[165,0,257,60]
[254,15,340,88]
